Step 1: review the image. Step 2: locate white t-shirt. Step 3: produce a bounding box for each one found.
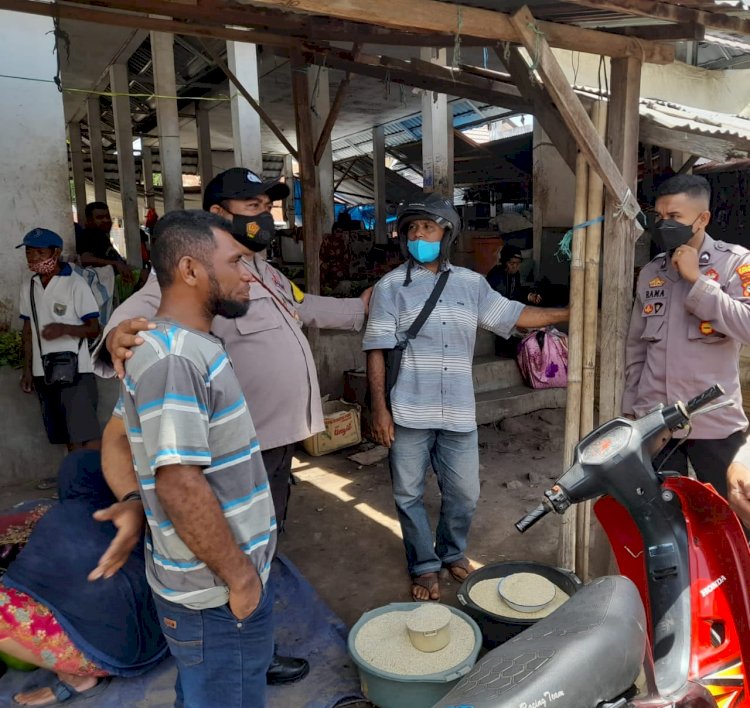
[19,263,99,377]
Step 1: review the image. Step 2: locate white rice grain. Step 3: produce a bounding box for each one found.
[469,578,570,619]
[354,608,475,676]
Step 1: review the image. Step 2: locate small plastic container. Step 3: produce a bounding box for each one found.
[406,604,452,652]
[498,572,557,613]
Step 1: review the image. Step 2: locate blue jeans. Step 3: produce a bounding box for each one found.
[153,586,274,708]
[389,425,480,577]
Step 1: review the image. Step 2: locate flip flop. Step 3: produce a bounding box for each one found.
[411,572,440,601]
[13,677,110,706]
[445,558,473,583]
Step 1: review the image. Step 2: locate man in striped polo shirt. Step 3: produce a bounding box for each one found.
[112,210,276,707]
[364,193,568,602]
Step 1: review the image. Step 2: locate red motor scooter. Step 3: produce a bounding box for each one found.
[436,385,750,708]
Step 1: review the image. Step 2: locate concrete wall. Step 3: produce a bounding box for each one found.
[553,50,750,116]
[0,11,72,330]
[314,329,366,399]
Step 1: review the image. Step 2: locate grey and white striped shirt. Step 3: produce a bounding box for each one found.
[363,262,524,432]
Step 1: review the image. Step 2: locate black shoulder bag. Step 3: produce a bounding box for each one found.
[29,279,82,386]
[385,269,450,408]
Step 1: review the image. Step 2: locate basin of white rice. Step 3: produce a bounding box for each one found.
[353,605,476,676]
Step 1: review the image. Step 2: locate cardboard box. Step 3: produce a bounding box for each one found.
[303,399,362,456]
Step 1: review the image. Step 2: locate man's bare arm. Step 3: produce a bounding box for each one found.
[515,306,569,329]
[366,349,395,448]
[89,416,145,580]
[156,465,261,618]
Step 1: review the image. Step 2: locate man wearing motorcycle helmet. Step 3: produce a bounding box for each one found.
[363,191,569,601]
[624,174,750,500]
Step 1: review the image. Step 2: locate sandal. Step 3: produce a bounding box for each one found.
[411,572,440,601]
[13,677,110,706]
[445,558,473,583]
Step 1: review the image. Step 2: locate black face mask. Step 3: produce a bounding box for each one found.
[652,217,699,254]
[230,212,275,253]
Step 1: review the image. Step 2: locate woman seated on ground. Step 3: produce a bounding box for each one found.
[0,450,166,706]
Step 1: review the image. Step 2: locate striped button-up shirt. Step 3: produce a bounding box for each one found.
[363,262,524,432]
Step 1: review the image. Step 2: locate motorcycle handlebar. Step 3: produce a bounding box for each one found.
[685,384,725,415]
[515,503,551,534]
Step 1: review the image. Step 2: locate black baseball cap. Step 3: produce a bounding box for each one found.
[203,168,290,210]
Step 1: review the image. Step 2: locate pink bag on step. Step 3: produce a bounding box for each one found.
[517,327,569,389]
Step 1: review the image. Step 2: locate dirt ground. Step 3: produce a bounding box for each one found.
[280,408,575,628]
[0,406,601,636]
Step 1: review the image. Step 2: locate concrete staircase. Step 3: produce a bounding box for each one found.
[472,331,567,425]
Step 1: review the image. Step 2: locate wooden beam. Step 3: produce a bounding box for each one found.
[0,0,294,47]
[291,52,321,296]
[500,46,576,173]
[678,154,700,174]
[72,0,490,46]
[241,0,674,63]
[570,0,750,38]
[609,21,705,42]
[296,45,529,113]
[639,121,750,162]
[599,56,642,424]
[313,45,359,166]
[198,39,298,160]
[509,7,641,220]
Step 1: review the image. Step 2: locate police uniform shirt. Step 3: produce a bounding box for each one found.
[623,233,750,439]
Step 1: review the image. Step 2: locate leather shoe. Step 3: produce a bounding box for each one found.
[266,653,310,685]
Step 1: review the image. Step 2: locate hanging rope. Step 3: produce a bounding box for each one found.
[384,70,391,100]
[502,41,511,64]
[527,21,546,73]
[555,216,605,261]
[483,47,489,70]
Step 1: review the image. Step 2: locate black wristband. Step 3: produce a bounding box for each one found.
[120,491,142,504]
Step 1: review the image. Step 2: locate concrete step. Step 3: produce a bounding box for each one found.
[472,355,524,393]
[475,385,567,426]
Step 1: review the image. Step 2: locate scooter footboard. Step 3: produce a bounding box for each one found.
[434,576,646,708]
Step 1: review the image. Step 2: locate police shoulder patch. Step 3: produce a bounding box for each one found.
[290,282,305,304]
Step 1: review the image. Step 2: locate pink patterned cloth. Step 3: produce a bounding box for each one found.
[517,327,569,389]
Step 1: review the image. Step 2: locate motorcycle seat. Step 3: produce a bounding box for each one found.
[435,575,646,708]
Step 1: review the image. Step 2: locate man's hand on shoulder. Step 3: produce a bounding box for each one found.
[107,317,156,378]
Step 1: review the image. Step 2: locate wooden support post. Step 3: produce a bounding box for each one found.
[373,124,387,245]
[109,62,142,266]
[226,41,263,175]
[420,48,453,198]
[309,66,335,234]
[599,56,642,424]
[291,53,321,296]
[200,40,298,162]
[576,100,607,581]
[560,150,588,572]
[508,7,640,222]
[282,153,296,227]
[68,121,88,225]
[142,146,156,210]
[86,96,107,203]
[151,31,184,212]
[196,105,213,189]
[314,48,358,167]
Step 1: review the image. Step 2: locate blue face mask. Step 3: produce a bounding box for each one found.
[407,239,441,263]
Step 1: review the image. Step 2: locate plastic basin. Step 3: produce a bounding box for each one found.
[456,560,582,649]
[348,602,482,708]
